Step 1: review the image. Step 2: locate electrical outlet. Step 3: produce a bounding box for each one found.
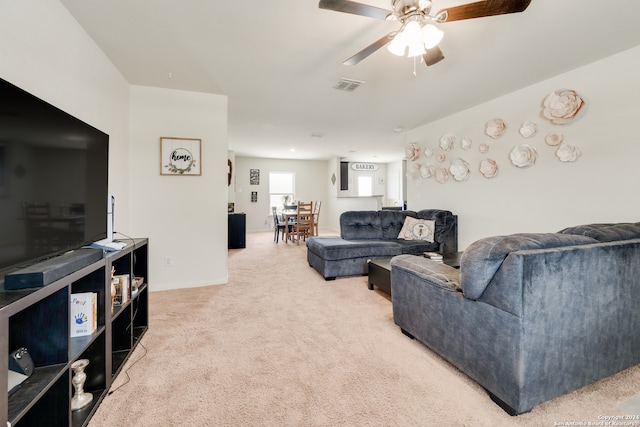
[165,256,172,266]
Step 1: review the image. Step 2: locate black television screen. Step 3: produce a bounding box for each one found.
[0,77,109,279]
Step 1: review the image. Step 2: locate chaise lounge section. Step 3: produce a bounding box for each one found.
[306,209,457,280]
[391,222,640,415]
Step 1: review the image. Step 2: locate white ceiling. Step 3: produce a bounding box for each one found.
[61,0,640,163]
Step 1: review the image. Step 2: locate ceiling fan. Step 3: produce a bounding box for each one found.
[319,0,532,67]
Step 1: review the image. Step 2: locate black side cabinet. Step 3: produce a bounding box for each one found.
[228,213,246,249]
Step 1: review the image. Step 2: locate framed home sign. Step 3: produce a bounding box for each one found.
[160,137,201,175]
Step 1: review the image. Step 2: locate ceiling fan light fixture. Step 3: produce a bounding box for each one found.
[387,31,407,56]
[421,24,443,49]
[407,40,426,57]
[403,20,423,45]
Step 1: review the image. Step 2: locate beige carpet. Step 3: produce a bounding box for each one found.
[88,231,640,426]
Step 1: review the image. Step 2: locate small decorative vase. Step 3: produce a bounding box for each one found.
[71,359,93,411]
[111,281,116,313]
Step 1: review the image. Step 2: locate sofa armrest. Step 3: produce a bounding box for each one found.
[391,255,461,293]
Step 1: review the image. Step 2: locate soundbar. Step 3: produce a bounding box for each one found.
[4,248,104,290]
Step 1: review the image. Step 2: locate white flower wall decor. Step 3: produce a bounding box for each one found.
[424,147,434,158]
[519,121,538,138]
[542,89,585,124]
[435,167,449,184]
[420,164,436,178]
[545,132,564,146]
[405,142,421,161]
[439,134,456,151]
[479,159,499,178]
[449,158,471,182]
[509,144,538,168]
[409,88,587,186]
[555,144,581,162]
[485,118,507,139]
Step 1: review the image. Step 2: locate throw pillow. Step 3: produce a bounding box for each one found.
[397,217,435,242]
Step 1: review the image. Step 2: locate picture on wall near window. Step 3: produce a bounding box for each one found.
[250,169,260,185]
[160,137,201,176]
[251,191,258,202]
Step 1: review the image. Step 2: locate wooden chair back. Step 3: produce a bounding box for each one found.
[312,201,321,236]
[293,201,313,243]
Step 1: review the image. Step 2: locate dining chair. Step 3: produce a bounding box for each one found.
[312,201,321,236]
[272,206,290,243]
[292,201,313,244]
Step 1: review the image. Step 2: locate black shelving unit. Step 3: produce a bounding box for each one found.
[0,238,149,427]
[228,213,246,248]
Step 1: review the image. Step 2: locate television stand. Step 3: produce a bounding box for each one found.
[0,238,149,427]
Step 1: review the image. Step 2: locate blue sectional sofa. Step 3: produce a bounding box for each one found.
[391,222,640,415]
[306,209,457,280]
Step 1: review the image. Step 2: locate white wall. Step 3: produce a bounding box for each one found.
[406,46,640,250]
[234,157,329,232]
[323,158,389,231]
[386,160,405,207]
[0,1,131,228]
[129,86,228,291]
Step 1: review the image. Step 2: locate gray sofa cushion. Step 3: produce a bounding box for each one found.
[380,210,417,239]
[391,255,461,292]
[340,211,382,240]
[306,236,400,260]
[460,233,598,300]
[558,222,640,242]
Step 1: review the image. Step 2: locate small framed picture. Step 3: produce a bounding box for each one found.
[160,137,201,176]
[251,191,258,202]
[250,169,260,185]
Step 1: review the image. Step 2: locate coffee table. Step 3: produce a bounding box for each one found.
[367,258,392,294]
[368,252,463,295]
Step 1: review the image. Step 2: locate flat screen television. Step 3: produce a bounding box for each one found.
[0,77,109,281]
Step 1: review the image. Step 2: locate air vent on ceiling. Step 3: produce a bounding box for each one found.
[333,78,364,92]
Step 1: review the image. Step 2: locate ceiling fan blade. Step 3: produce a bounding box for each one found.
[423,46,445,66]
[319,0,392,20]
[435,0,532,22]
[343,33,395,65]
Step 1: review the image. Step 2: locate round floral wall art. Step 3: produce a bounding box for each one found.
[485,118,507,139]
[542,89,585,125]
[479,159,499,178]
[439,134,456,152]
[555,144,581,162]
[510,144,538,168]
[405,142,421,161]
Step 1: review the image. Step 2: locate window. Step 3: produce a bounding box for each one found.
[269,172,295,212]
[357,174,373,197]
